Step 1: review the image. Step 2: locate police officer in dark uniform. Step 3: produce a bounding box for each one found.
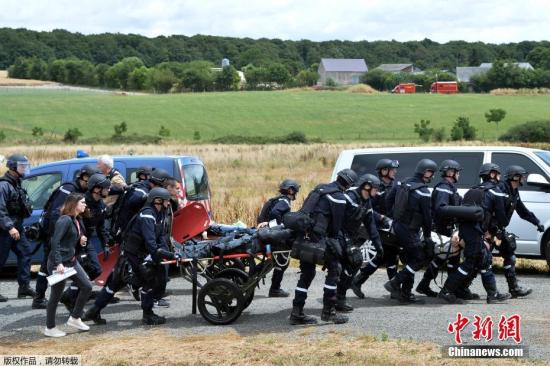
[112,168,171,242]
[439,163,511,304]
[257,179,301,297]
[416,160,468,298]
[290,169,357,325]
[0,154,34,302]
[351,159,399,298]
[125,187,175,325]
[497,165,544,298]
[32,164,97,309]
[336,174,382,310]
[385,159,437,304]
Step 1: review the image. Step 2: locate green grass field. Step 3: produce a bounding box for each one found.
[1,88,550,142]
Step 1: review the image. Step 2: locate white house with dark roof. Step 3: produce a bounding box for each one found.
[317,58,368,85]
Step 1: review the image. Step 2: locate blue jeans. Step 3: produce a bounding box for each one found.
[0,225,32,287]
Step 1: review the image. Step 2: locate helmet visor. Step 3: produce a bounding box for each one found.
[16,162,31,176]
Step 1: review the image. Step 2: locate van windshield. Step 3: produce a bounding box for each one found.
[183,164,210,200]
[535,151,550,168]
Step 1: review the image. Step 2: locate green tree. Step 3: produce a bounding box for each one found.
[414,119,434,142]
[113,121,127,138]
[180,61,214,92]
[243,65,270,90]
[215,65,240,91]
[128,66,150,90]
[63,128,82,143]
[158,125,171,137]
[8,57,32,79]
[32,127,44,136]
[485,108,507,136]
[148,68,177,93]
[267,63,291,86]
[106,57,145,89]
[360,69,388,90]
[29,58,47,80]
[295,70,318,86]
[193,130,201,141]
[527,46,550,70]
[451,116,477,141]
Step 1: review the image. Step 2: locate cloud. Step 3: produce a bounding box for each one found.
[1,0,549,43]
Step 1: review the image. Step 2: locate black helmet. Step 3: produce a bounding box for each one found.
[357,174,381,190]
[87,173,110,191]
[505,165,527,181]
[146,187,171,204]
[136,166,153,180]
[78,164,99,179]
[375,159,399,171]
[279,179,300,193]
[150,168,171,186]
[439,160,462,176]
[414,159,437,176]
[6,154,31,175]
[336,169,358,188]
[479,163,501,177]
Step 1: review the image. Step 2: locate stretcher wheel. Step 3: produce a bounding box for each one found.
[198,278,244,325]
[205,259,245,278]
[214,268,255,310]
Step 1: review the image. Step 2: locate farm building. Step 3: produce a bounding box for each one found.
[456,62,534,83]
[374,63,421,73]
[318,58,368,85]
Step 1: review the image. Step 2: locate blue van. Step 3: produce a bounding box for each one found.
[6,155,211,266]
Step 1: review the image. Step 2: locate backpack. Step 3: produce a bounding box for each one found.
[109,183,145,241]
[393,181,426,224]
[257,196,283,224]
[283,184,340,233]
[462,183,492,228]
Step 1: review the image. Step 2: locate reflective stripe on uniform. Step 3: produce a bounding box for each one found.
[324,284,337,290]
[343,193,358,207]
[406,265,416,274]
[278,198,291,208]
[435,187,454,195]
[458,267,468,276]
[326,194,346,204]
[38,271,47,277]
[105,287,114,294]
[59,187,72,195]
[295,287,308,293]
[489,189,508,198]
[139,213,156,222]
[135,188,148,196]
[414,189,431,197]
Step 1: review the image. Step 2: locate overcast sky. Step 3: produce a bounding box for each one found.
[1,0,550,43]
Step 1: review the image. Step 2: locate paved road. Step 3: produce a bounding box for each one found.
[1,269,549,361]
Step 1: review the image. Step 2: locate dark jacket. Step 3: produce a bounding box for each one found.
[310,181,347,239]
[44,180,86,236]
[373,178,395,217]
[497,181,540,227]
[432,180,462,236]
[83,192,109,246]
[124,205,168,261]
[480,181,508,233]
[116,180,151,234]
[343,188,382,248]
[48,215,84,269]
[269,196,291,224]
[0,172,31,231]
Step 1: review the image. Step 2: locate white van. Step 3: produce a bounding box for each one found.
[332,146,550,267]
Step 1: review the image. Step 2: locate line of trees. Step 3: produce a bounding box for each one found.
[2,28,550,72]
[8,56,320,92]
[469,60,550,92]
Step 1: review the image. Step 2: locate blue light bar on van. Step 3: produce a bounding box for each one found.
[76,149,89,158]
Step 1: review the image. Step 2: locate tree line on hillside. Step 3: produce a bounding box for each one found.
[7,56,320,92]
[2,27,550,72]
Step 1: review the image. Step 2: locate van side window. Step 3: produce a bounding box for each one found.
[491,152,549,191]
[22,173,63,210]
[351,152,483,188]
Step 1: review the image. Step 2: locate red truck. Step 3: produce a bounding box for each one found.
[392,83,416,94]
[430,81,458,94]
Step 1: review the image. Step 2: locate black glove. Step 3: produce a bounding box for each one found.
[102,246,111,261]
[156,248,176,261]
[537,224,545,233]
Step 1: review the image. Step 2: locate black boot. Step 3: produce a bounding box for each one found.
[60,290,75,312]
[455,287,481,300]
[17,285,37,299]
[384,277,401,300]
[82,305,107,325]
[438,288,463,304]
[398,291,425,304]
[487,292,512,304]
[289,305,317,325]
[321,305,348,324]
[351,271,369,299]
[415,277,438,298]
[32,296,48,309]
[506,276,532,298]
[335,298,353,313]
[269,288,290,298]
[142,310,166,325]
